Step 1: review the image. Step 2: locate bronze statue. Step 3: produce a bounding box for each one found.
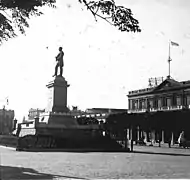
[53,47,64,77]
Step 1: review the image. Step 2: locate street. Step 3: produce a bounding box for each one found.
[1,145,190,179]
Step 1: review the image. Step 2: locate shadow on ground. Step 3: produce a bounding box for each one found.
[134,150,190,157]
[17,148,128,153]
[0,165,87,180]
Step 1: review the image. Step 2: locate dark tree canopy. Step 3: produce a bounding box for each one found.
[105,110,190,135]
[77,116,99,125]
[0,0,141,44]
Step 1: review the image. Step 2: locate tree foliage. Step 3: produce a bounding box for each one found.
[105,110,190,136]
[77,116,99,125]
[0,0,141,44]
[0,0,56,44]
[79,0,141,32]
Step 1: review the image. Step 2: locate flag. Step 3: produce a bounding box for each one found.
[171,41,179,46]
[5,96,9,105]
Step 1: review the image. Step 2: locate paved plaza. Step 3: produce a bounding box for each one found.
[1,145,190,179]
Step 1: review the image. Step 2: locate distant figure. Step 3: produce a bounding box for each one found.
[53,47,64,77]
[158,133,162,147]
[168,136,171,148]
[178,131,185,148]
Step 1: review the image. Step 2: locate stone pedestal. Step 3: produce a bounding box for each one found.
[46,76,70,113]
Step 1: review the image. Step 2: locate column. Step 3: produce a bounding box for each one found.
[130,128,133,140]
[145,99,148,110]
[137,99,139,110]
[152,130,156,144]
[127,128,130,139]
[124,129,130,151]
[161,130,164,143]
[171,132,174,145]
[141,130,143,139]
[131,127,134,152]
[143,131,148,143]
[137,126,140,141]
[128,100,131,110]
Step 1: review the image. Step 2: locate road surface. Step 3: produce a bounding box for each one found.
[1,145,190,179]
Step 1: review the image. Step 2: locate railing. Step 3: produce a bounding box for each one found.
[128,87,155,95]
[128,105,187,113]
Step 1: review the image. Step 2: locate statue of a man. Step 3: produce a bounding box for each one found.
[53,47,64,77]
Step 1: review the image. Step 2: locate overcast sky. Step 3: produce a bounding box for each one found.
[0,0,190,120]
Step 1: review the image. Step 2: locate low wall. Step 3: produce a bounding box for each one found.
[0,135,18,148]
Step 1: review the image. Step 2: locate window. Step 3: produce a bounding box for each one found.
[162,97,167,107]
[149,99,153,108]
[172,95,177,106]
[187,96,190,105]
[183,96,187,106]
[166,98,171,107]
[158,99,162,108]
[139,100,142,109]
[176,97,181,106]
[154,99,158,108]
[134,100,138,109]
[142,100,145,109]
[132,100,136,110]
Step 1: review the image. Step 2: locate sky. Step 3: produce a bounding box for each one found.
[0,0,190,121]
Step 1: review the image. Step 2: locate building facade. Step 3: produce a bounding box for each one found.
[28,108,45,120]
[127,77,190,143]
[76,108,128,122]
[0,108,15,135]
[127,77,190,113]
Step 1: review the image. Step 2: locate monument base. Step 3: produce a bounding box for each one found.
[46,76,69,113]
[12,75,123,151]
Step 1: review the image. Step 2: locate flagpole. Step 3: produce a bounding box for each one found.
[168,40,171,79]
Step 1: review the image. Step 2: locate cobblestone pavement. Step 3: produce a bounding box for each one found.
[1,145,190,179]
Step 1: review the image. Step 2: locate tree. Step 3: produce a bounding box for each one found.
[77,116,99,125]
[0,0,55,44]
[80,0,141,32]
[0,0,141,44]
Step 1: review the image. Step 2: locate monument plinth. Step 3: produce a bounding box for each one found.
[46,76,70,113]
